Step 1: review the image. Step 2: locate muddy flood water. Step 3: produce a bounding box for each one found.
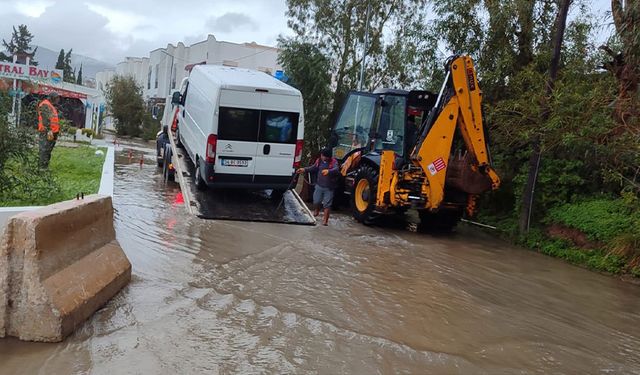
[2,141,640,374]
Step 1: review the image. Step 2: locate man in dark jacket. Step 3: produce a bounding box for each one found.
[297,148,339,226]
[156,125,169,159]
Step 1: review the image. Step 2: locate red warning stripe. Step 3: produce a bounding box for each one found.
[433,157,446,171]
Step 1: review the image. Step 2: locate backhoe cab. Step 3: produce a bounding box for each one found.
[329,55,500,231]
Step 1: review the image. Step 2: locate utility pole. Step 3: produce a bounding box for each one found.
[167,53,175,98]
[10,54,17,126]
[519,0,572,233]
[358,2,371,91]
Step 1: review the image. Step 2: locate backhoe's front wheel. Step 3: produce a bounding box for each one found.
[351,165,378,224]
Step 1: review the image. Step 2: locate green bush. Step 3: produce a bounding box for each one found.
[59,119,73,134]
[0,94,41,197]
[0,152,62,206]
[546,198,640,242]
[81,128,95,138]
[0,145,106,206]
[536,197,640,276]
[19,99,38,130]
[521,229,627,274]
[141,113,160,141]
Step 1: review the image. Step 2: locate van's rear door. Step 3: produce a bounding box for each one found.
[216,90,260,179]
[254,93,300,180]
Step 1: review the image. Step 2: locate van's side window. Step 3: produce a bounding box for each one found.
[218,107,260,141]
[259,111,299,144]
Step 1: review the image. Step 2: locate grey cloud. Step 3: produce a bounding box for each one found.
[206,12,258,33]
[0,1,141,64]
[0,0,290,64]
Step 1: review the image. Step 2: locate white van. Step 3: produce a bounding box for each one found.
[172,65,304,190]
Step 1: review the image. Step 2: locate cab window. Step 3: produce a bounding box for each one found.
[332,93,377,159]
[374,95,406,156]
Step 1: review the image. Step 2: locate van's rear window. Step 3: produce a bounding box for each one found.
[218,107,259,141]
[259,111,299,144]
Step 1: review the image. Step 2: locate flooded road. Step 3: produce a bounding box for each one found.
[2,141,640,374]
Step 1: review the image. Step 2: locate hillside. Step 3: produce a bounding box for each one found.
[34,46,113,80]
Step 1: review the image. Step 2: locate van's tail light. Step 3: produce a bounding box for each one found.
[171,108,179,132]
[293,140,304,168]
[206,134,217,163]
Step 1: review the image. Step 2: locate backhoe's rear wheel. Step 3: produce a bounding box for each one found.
[418,209,463,233]
[351,165,378,224]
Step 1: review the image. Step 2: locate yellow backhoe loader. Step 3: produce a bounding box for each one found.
[328,55,500,231]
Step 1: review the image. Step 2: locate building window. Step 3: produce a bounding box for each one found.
[171,66,177,89]
[154,64,159,89]
[147,67,151,89]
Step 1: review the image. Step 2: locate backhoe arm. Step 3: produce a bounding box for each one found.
[411,55,500,209]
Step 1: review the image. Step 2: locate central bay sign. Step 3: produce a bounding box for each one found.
[0,61,63,83]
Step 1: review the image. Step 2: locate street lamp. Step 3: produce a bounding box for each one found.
[358,2,371,91]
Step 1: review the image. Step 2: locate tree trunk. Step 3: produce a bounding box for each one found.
[519,0,571,234]
[608,0,639,125]
[515,0,536,67]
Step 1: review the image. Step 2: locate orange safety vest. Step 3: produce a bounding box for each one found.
[37,99,60,133]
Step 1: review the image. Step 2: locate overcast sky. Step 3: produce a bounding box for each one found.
[0,0,614,66]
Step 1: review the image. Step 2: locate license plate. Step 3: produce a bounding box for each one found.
[222,159,249,167]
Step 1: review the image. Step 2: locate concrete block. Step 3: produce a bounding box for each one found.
[0,195,131,342]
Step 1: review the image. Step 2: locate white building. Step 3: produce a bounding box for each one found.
[97,35,282,103]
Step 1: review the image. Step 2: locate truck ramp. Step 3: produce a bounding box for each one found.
[193,187,315,224]
[167,131,315,225]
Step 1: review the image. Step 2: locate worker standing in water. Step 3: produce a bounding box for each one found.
[37,92,61,168]
[297,148,339,226]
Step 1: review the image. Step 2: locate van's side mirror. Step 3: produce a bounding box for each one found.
[171,91,181,105]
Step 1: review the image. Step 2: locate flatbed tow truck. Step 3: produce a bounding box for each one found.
[158,118,316,225]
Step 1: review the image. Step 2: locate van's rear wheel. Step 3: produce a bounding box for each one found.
[162,144,174,182]
[194,163,206,190]
[156,143,164,167]
[351,165,378,224]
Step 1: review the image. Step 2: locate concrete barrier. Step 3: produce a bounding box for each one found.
[0,195,131,342]
[0,207,40,234]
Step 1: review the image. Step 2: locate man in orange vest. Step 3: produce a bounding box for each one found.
[38,92,61,168]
